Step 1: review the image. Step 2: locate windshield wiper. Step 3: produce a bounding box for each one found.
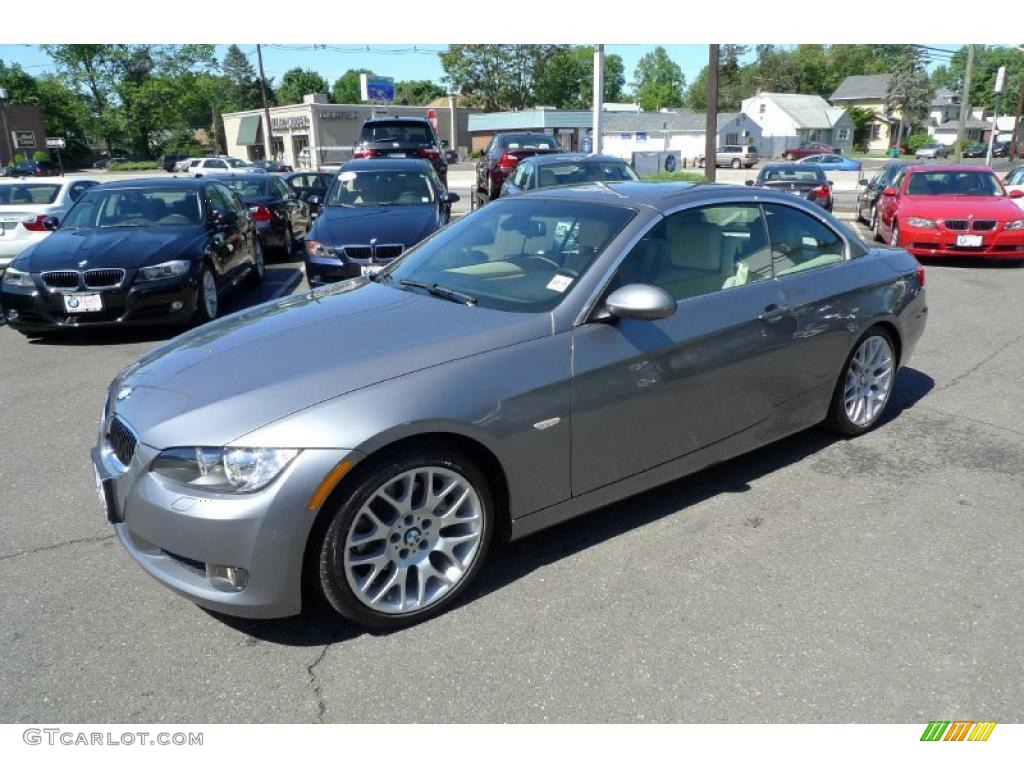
[399,279,477,305]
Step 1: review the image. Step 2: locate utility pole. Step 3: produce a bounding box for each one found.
[1010,76,1024,164]
[256,44,274,161]
[985,66,1006,167]
[954,44,975,164]
[705,44,719,182]
[592,44,604,155]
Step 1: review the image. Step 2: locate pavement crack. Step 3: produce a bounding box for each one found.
[936,331,1024,392]
[306,640,334,724]
[0,533,116,562]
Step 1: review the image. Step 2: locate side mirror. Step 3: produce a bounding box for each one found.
[858,178,868,185]
[827,180,834,186]
[881,187,897,197]
[43,215,60,231]
[1009,189,1023,199]
[744,180,754,186]
[602,284,676,322]
[307,195,321,207]
[446,192,460,203]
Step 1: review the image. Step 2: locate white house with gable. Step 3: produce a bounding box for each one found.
[742,92,855,157]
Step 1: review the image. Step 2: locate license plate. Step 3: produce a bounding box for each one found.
[360,265,383,276]
[388,153,406,158]
[64,293,103,312]
[956,234,983,247]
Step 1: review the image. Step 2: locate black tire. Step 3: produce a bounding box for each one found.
[193,263,219,324]
[823,326,897,437]
[486,174,498,201]
[890,220,901,248]
[280,222,295,258]
[246,237,265,286]
[316,445,495,629]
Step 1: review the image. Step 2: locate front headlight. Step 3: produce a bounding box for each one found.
[2,266,33,287]
[136,260,191,282]
[1005,219,1024,231]
[305,240,336,258]
[907,217,937,229]
[151,447,300,493]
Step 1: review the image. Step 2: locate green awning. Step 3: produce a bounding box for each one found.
[236,115,262,146]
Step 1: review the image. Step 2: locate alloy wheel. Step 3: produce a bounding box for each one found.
[890,223,900,247]
[843,335,894,427]
[202,269,218,319]
[254,238,265,278]
[342,466,485,615]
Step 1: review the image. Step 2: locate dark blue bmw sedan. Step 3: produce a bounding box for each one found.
[303,158,458,285]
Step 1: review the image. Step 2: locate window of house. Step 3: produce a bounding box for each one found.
[837,128,850,141]
[759,103,766,114]
[726,133,739,145]
[870,124,882,140]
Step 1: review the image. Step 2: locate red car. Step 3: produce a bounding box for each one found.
[781,142,839,160]
[874,164,1024,261]
[474,132,561,203]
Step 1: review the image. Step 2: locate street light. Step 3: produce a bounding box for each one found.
[0,87,13,167]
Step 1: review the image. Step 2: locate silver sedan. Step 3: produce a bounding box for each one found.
[93,182,928,629]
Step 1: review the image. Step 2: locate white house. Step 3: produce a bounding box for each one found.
[598,111,763,163]
[742,93,855,156]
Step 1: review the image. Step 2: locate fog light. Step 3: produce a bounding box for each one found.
[170,300,184,313]
[206,564,249,592]
[6,309,18,321]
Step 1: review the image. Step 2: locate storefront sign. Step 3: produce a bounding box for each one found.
[46,138,66,149]
[318,111,360,121]
[12,130,36,149]
[270,116,310,131]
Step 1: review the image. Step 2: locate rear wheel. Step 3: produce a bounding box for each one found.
[280,222,295,258]
[246,237,265,286]
[824,327,897,436]
[193,264,218,324]
[317,446,494,629]
[486,174,497,201]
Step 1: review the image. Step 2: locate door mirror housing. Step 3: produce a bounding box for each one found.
[858,178,868,185]
[445,192,460,204]
[307,195,321,207]
[601,284,677,322]
[1009,189,1023,199]
[43,215,60,231]
[744,180,754,186]
[881,186,897,197]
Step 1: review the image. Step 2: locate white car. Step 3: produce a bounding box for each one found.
[186,157,264,177]
[1004,166,1024,211]
[0,177,102,271]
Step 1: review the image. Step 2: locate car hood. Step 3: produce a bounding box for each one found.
[311,205,438,247]
[899,195,1024,220]
[109,280,551,448]
[22,227,206,271]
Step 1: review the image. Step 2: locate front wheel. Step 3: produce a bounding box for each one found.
[890,221,901,248]
[193,264,219,324]
[823,328,896,436]
[317,447,495,629]
[246,237,265,286]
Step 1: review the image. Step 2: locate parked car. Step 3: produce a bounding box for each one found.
[500,153,638,196]
[874,165,1024,262]
[915,143,952,160]
[781,142,839,160]
[1,165,22,177]
[0,178,263,335]
[992,141,1010,159]
[856,160,914,231]
[252,160,294,173]
[188,157,263,177]
[173,157,195,173]
[354,116,448,185]
[475,132,561,201]
[93,157,129,170]
[0,177,101,273]
[210,173,309,257]
[795,154,862,171]
[281,171,334,220]
[304,158,456,286]
[746,163,833,212]
[1004,166,1024,211]
[92,181,927,628]
[161,154,189,173]
[10,160,60,177]
[699,144,760,169]
[441,140,458,165]
[962,144,988,159]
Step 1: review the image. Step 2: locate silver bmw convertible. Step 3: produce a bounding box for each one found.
[93,182,928,629]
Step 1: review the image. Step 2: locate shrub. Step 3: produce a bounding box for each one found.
[108,161,162,171]
[641,171,706,183]
[32,150,49,161]
[13,153,26,164]
[469,149,483,159]
[906,133,933,153]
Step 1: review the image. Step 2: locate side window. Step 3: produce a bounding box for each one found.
[68,181,96,201]
[609,204,771,302]
[521,165,535,189]
[764,204,846,277]
[274,178,291,200]
[890,168,908,191]
[204,186,229,218]
[207,159,227,169]
[215,184,246,215]
[509,165,524,187]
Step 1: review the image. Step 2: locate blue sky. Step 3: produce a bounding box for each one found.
[0,44,961,92]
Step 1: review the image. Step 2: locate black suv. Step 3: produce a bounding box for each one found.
[161,154,189,173]
[353,117,448,186]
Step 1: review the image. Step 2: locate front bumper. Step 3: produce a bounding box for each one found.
[0,269,199,332]
[92,435,362,619]
[304,252,403,286]
[901,225,1024,260]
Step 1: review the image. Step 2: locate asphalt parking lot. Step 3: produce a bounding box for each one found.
[1,201,1023,723]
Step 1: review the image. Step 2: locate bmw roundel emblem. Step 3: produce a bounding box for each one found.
[67,297,80,309]
[116,386,133,402]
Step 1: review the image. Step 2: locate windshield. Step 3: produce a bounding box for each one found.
[906,171,1004,196]
[220,178,271,198]
[760,168,825,183]
[0,184,61,205]
[383,198,634,313]
[361,122,433,144]
[226,158,249,168]
[326,169,436,206]
[535,161,639,187]
[1005,168,1024,186]
[501,135,559,150]
[62,189,202,228]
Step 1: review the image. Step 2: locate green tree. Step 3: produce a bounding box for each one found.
[885,46,932,145]
[439,45,564,111]
[633,46,685,111]
[394,80,446,105]
[277,67,330,105]
[846,105,877,152]
[534,47,625,108]
[332,68,373,103]
[221,45,264,112]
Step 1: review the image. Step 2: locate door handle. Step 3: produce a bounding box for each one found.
[758,303,791,322]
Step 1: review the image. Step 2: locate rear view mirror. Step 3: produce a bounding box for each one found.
[881,187,897,197]
[602,284,676,321]
[43,215,60,231]
[500,217,546,238]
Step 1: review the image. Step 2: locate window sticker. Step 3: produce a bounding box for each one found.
[546,274,574,293]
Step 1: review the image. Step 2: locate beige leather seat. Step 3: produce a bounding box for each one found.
[655,216,735,300]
